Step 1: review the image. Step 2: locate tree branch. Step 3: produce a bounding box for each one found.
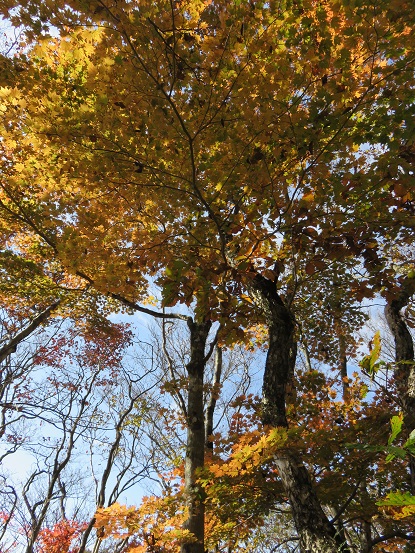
[0,300,60,364]
[370,531,415,549]
[108,292,190,322]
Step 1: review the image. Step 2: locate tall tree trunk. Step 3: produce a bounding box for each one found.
[249,274,350,553]
[385,285,415,492]
[274,451,349,553]
[385,293,415,418]
[182,319,212,553]
[205,346,222,451]
[339,334,350,402]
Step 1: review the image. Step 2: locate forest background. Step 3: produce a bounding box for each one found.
[0,0,415,552]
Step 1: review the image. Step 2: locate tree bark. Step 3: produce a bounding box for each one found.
[339,334,350,402]
[248,274,296,428]
[182,318,212,553]
[249,274,350,553]
[385,287,415,493]
[274,451,349,553]
[205,346,222,451]
[385,293,415,420]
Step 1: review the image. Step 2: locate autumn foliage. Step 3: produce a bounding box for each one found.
[0,0,415,552]
[38,520,86,553]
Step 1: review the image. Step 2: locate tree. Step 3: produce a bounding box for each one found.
[0,304,166,553]
[0,0,415,551]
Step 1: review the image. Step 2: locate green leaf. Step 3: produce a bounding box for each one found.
[378,491,415,507]
[385,446,407,463]
[388,414,403,446]
[403,430,415,454]
[360,331,382,376]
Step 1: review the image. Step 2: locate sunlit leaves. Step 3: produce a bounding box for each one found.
[205,426,287,479]
[360,331,383,377]
[38,520,87,553]
[378,491,415,520]
[0,0,414,322]
[94,495,194,553]
[0,0,415,550]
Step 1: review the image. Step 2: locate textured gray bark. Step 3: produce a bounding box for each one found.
[385,294,415,418]
[339,335,349,401]
[181,319,212,553]
[205,346,222,450]
[274,451,349,553]
[249,274,350,553]
[385,289,415,492]
[248,274,296,428]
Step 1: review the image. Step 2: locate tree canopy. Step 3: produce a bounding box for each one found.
[0,0,415,552]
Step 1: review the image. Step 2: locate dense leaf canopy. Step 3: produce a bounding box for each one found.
[0,0,415,552]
